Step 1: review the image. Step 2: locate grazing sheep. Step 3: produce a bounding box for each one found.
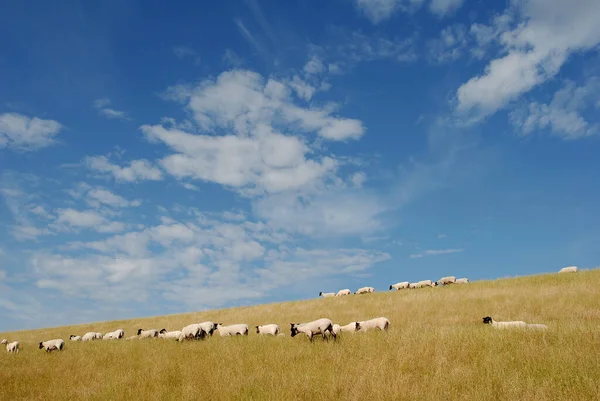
[527,324,549,330]
[389,282,409,290]
[290,318,336,342]
[355,286,375,294]
[39,339,64,352]
[217,324,249,337]
[179,324,207,341]
[455,278,469,284]
[137,329,159,339]
[357,317,390,332]
[6,341,19,353]
[408,282,422,289]
[95,332,103,340]
[158,329,182,340]
[81,332,98,341]
[559,266,578,273]
[437,276,456,286]
[482,316,526,329]
[319,292,336,298]
[69,335,81,341]
[103,329,124,340]
[332,322,360,335]
[198,321,219,337]
[418,280,435,288]
[256,324,280,336]
[336,289,351,296]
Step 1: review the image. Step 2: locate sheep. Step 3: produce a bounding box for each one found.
[6,341,19,353]
[559,266,578,273]
[357,317,390,332]
[455,278,469,284]
[290,318,336,342]
[69,335,82,341]
[417,280,435,288]
[137,329,159,339]
[198,321,219,337]
[159,329,182,340]
[178,324,207,341]
[336,289,351,296]
[437,276,456,286]
[216,323,249,337]
[482,316,526,329]
[256,324,280,335]
[81,332,97,341]
[95,332,103,339]
[355,286,375,294]
[408,282,422,289]
[39,339,64,352]
[332,322,360,335]
[527,323,549,330]
[389,282,409,290]
[103,329,124,340]
[319,292,336,298]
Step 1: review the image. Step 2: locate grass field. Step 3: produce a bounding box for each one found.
[1,269,599,400]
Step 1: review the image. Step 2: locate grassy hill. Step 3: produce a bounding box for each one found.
[1,269,599,400]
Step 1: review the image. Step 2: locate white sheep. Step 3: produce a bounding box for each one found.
[216,323,249,337]
[355,286,375,294]
[198,321,219,337]
[526,323,548,330]
[357,317,390,332]
[39,339,64,352]
[256,324,280,335]
[455,278,469,284]
[336,289,351,296]
[81,332,98,341]
[332,322,360,335]
[158,329,182,340]
[95,332,103,339]
[558,266,578,273]
[437,276,456,286]
[417,280,435,288]
[103,329,124,340]
[389,282,409,290]
[290,318,336,342]
[178,324,207,341]
[69,335,82,341]
[319,292,336,298]
[2,340,19,353]
[482,316,526,329]
[137,329,159,339]
[408,282,422,289]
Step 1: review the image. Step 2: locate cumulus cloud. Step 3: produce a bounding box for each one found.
[93,98,130,121]
[510,78,600,139]
[53,208,125,233]
[0,113,62,151]
[456,0,600,122]
[409,248,463,258]
[84,155,163,182]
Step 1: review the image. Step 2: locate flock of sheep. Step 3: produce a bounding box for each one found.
[0,265,580,354]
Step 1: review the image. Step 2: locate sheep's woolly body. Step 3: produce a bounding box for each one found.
[358,317,390,332]
[482,316,526,329]
[332,322,360,335]
[137,329,159,339]
[39,339,64,352]
[559,266,578,273]
[319,292,336,298]
[389,282,409,290]
[355,286,375,294]
[290,318,336,342]
[437,276,456,286]
[336,289,351,296]
[455,278,469,284]
[217,324,249,336]
[256,324,280,335]
[417,280,434,288]
[159,330,182,340]
[5,341,19,353]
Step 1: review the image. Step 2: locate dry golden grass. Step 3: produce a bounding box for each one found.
[1,269,599,400]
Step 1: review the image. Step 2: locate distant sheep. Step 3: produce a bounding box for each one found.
[437,276,456,286]
[319,292,336,298]
[137,329,159,339]
[95,332,103,340]
[355,286,375,294]
[69,335,81,341]
[198,321,219,337]
[103,329,124,340]
[39,339,64,352]
[417,280,435,288]
[336,289,351,296]
[159,329,182,340]
[482,316,526,329]
[256,324,280,336]
[2,340,19,353]
[408,282,422,289]
[455,278,469,284]
[81,332,98,341]
[290,318,336,342]
[357,317,390,332]
[332,322,360,335]
[217,323,249,337]
[179,324,207,341]
[389,282,409,290]
[559,266,578,273]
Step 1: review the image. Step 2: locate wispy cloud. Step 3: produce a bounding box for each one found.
[409,248,463,258]
[173,46,201,65]
[93,98,131,121]
[233,18,273,64]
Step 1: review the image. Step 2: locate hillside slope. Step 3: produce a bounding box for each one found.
[1,269,599,400]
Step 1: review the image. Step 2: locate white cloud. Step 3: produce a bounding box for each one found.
[427,24,468,63]
[351,172,367,188]
[429,0,465,16]
[510,78,600,139]
[81,185,141,208]
[0,113,62,151]
[354,0,462,23]
[304,55,325,75]
[84,155,163,182]
[93,98,130,121]
[53,208,125,233]
[409,248,463,258]
[456,0,600,122]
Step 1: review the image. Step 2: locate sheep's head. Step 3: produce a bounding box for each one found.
[137,329,143,335]
[255,326,260,334]
[290,323,300,337]
[355,322,361,331]
[38,342,44,349]
[389,285,393,290]
[159,328,167,334]
[319,292,323,296]
[482,316,493,324]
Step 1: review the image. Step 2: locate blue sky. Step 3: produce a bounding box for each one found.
[1,0,599,331]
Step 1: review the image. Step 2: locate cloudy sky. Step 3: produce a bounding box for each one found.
[1,0,599,331]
